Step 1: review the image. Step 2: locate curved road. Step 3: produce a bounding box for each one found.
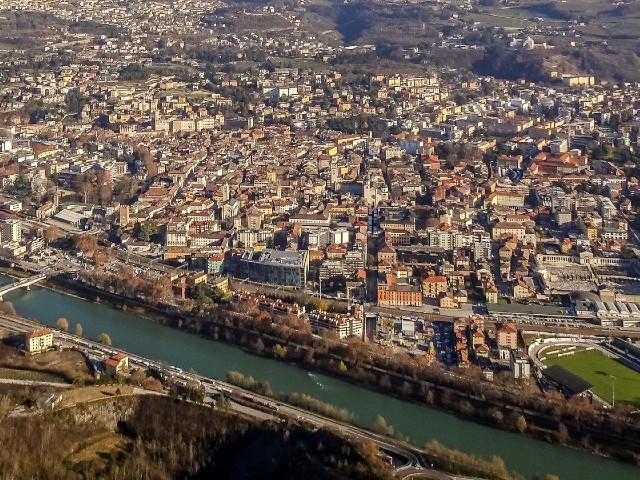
[0,314,455,479]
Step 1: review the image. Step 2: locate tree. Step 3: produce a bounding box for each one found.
[0,301,17,316]
[93,249,108,269]
[74,323,83,336]
[492,409,504,425]
[43,225,61,245]
[372,415,393,436]
[378,373,392,390]
[272,343,287,358]
[64,88,88,116]
[75,234,98,254]
[210,286,226,303]
[141,376,163,392]
[137,221,159,242]
[516,415,527,433]
[56,317,69,331]
[194,283,209,311]
[98,332,112,346]
[556,422,569,443]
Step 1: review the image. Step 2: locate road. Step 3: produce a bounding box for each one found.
[0,314,453,479]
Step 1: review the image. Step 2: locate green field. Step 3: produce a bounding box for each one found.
[544,349,640,407]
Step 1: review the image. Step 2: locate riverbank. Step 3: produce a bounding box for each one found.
[2,272,639,479]
[9,271,632,467]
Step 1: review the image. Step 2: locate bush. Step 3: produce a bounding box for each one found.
[284,392,355,423]
[425,440,522,480]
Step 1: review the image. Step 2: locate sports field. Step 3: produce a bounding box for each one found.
[544,349,640,407]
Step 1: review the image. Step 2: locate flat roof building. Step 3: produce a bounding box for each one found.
[238,249,309,289]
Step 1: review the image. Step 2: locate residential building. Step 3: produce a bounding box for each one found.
[105,353,129,376]
[308,310,363,339]
[422,275,448,298]
[497,323,518,349]
[510,349,531,379]
[1,219,21,243]
[25,328,54,354]
[237,249,309,288]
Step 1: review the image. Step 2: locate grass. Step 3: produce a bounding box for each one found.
[58,385,134,409]
[0,367,66,383]
[65,431,132,468]
[0,344,94,384]
[544,349,640,407]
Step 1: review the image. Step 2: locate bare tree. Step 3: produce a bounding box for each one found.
[98,332,112,346]
[56,317,69,331]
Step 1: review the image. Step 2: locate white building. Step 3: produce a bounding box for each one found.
[25,328,54,354]
[509,349,531,379]
[1,219,21,243]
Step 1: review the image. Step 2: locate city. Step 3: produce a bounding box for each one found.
[1,0,640,479]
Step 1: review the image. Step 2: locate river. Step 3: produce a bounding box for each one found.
[1,275,638,480]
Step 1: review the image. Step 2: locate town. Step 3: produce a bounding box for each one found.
[1,0,640,477]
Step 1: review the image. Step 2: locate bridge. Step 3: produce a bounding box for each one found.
[0,274,47,300]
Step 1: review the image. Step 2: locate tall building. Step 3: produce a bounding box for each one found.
[472,230,492,261]
[1,219,21,243]
[510,349,531,379]
[119,205,130,226]
[497,323,518,349]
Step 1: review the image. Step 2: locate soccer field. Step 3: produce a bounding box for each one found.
[544,349,640,407]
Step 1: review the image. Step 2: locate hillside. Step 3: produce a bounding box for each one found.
[0,386,392,480]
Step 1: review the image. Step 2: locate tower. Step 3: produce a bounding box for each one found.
[119,205,130,227]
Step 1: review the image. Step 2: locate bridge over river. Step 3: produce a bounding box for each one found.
[0,273,47,300]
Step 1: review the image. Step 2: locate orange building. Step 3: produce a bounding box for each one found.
[497,323,518,349]
[422,275,448,298]
[377,281,421,307]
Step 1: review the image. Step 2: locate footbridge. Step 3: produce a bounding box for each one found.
[0,274,47,300]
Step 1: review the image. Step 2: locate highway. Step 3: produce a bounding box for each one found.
[0,314,453,479]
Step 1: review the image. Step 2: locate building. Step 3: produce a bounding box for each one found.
[377,281,422,306]
[210,275,230,294]
[105,353,129,376]
[119,205,130,226]
[1,219,21,243]
[497,323,518,349]
[542,365,593,399]
[492,222,526,240]
[422,275,448,298]
[308,311,363,339]
[237,249,309,288]
[36,202,55,219]
[166,219,189,247]
[485,285,498,304]
[509,349,531,378]
[25,328,54,354]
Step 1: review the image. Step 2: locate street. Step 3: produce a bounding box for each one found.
[0,314,451,479]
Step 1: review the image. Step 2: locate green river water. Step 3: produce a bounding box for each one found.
[1,275,638,480]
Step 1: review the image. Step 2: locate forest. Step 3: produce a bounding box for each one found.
[0,389,392,480]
